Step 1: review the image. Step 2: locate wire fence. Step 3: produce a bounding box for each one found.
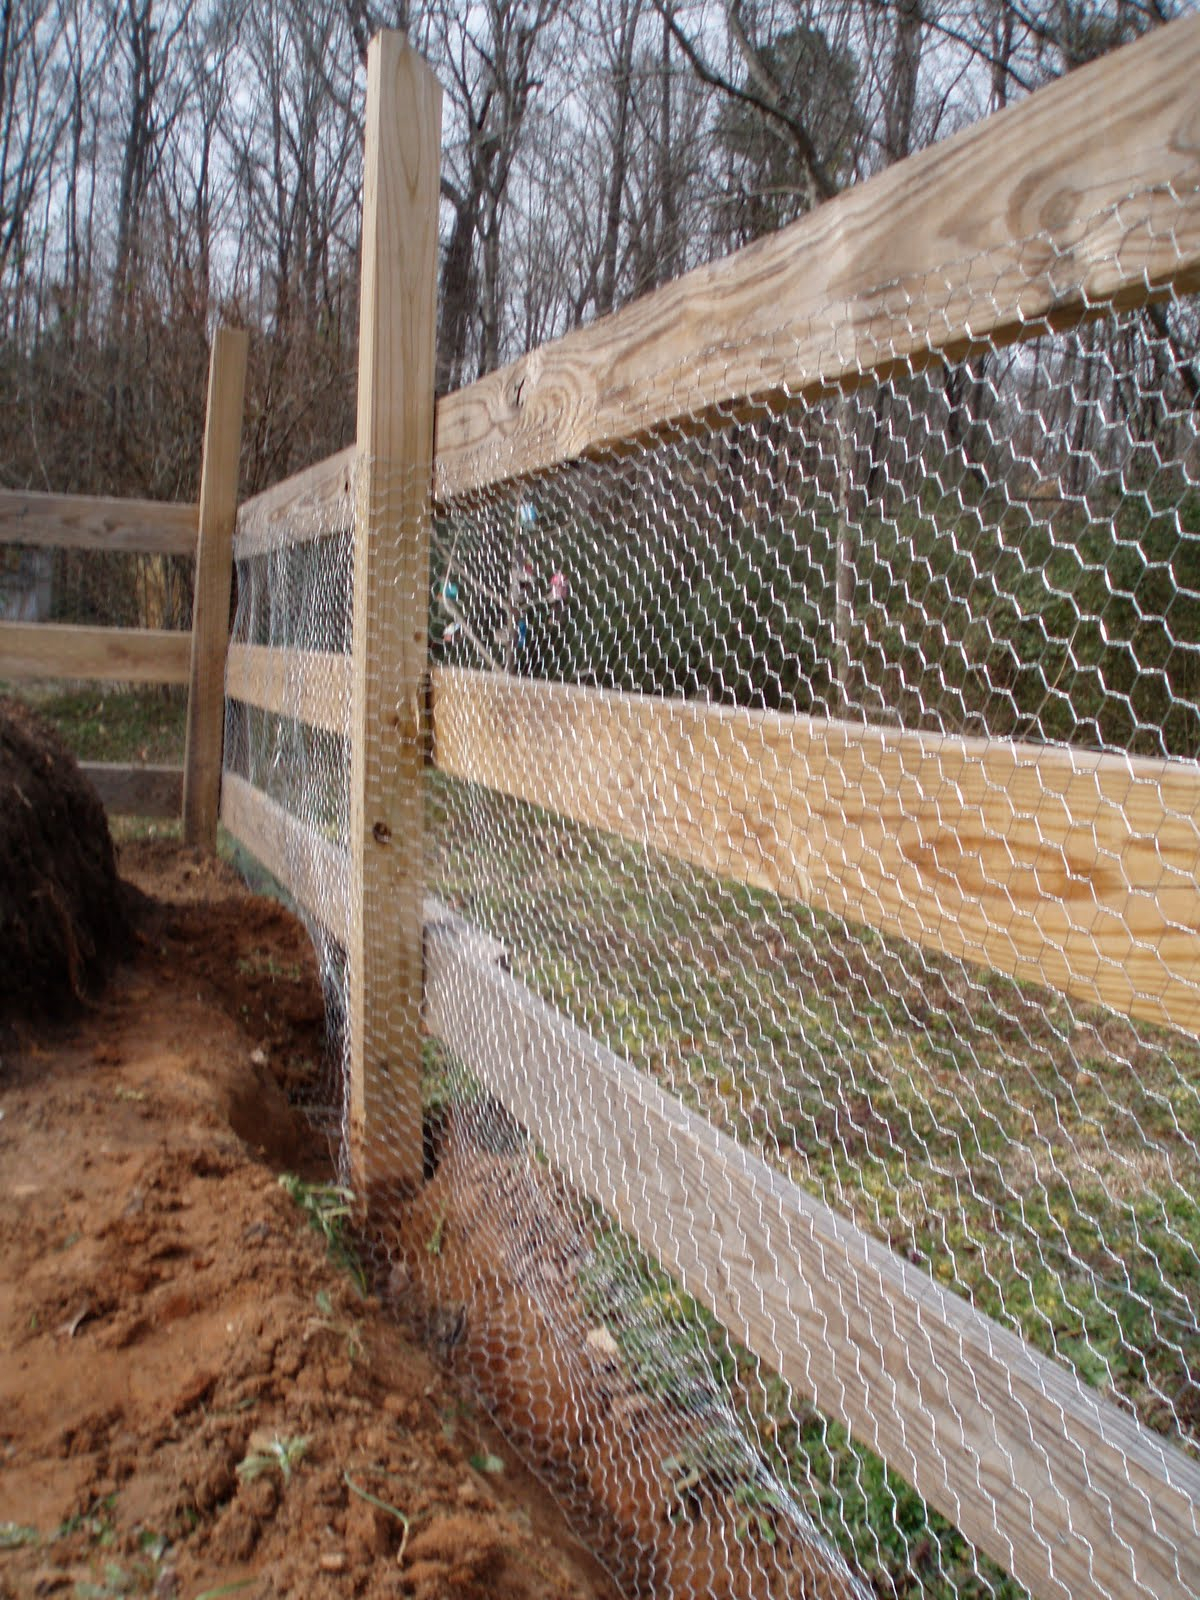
[222,83,1200,1600]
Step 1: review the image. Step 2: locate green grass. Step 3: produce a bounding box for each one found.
[427,769,1200,1597]
[4,683,188,765]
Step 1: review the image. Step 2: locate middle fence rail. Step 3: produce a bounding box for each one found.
[219,22,1200,1600]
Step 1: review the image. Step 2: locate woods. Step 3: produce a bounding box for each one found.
[1,1,1196,648]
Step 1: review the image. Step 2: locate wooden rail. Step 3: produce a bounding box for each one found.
[82,763,183,818]
[0,489,198,555]
[431,15,1200,501]
[219,773,348,942]
[225,643,349,736]
[431,669,1200,1037]
[234,447,354,557]
[0,622,191,685]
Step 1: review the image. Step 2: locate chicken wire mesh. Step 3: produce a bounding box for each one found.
[223,205,1200,1600]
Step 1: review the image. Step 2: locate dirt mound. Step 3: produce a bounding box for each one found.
[0,696,131,1019]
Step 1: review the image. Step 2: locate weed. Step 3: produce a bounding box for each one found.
[56,1495,116,1546]
[236,952,301,983]
[237,1434,309,1484]
[306,1289,363,1363]
[278,1174,367,1294]
[0,1523,39,1549]
[136,1529,169,1561]
[343,1471,411,1561]
[468,1451,505,1475]
[731,1482,782,1545]
[73,1563,132,1599]
[426,1205,448,1257]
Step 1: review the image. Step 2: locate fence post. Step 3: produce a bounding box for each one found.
[183,326,249,849]
[348,32,442,1200]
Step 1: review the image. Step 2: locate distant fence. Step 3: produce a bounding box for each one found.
[0,332,248,838]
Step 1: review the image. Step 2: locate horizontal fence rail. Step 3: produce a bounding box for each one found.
[220,772,348,943]
[431,670,1200,1035]
[0,489,198,556]
[424,903,1200,1600]
[431,17,1200,500]
[235,16,1200,543]
[224,643,349,737]
[234,448,354,556]
[0,622,192,685]
[82,762,183,819]
[223,654,1200,1035]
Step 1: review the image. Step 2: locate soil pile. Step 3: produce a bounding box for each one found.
[0,697,131,1019]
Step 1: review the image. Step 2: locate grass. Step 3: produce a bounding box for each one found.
[4,683,188,765]
[427,769,1200,1597]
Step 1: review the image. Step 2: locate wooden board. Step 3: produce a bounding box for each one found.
[219,772,349,945]
[224,642,350,737]
[183,328,249,850]
[234,447,355,557]
[424,908,1200,1600]
[347,32,442,1195]
[431,668,1200,1036]
[432,15,1200,502]
[0,489,198,555]
[0,622,191,684]
[82,762,182,819]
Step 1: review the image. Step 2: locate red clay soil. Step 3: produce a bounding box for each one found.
[0,842,620,1600]
[394,1154,857,1600]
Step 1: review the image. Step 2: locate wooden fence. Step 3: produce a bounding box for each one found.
[6,17,1200,1600]
[218,23,1200,1600]
[0,329,248,844]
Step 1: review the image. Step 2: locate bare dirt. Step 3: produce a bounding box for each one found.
[0,840,621,1600]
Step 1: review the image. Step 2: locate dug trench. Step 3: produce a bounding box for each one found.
[0,838,620,1600]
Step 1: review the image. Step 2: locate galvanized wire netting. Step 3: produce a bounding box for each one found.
[224,223,1200,1600]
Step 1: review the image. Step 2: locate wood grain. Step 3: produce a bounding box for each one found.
[0,622,191,684]
[224,642,350,736]
[424,907,1200,1600]
[183,328,249,850]
[0,489,198,555]
[234,446,355,557]
[82,762,182,818]
[431,668,1200,1036]
[347,32,442,1194]
[219,773,348,944]
[432,15,1200,502]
